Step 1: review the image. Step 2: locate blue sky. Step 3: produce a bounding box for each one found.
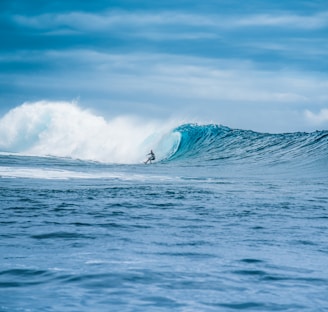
[1,0,328,132]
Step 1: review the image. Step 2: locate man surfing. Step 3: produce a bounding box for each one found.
[144,150,155,164]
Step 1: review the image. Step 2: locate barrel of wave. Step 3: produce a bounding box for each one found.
[142,130,181,163]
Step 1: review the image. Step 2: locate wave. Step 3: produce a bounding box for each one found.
[0,101,180,164]
[0,102,327,168]
[170,124,328,168]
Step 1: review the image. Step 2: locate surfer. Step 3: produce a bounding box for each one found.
[145,150,155,164]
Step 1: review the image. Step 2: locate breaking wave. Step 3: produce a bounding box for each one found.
[0,101,327,168]
[0,101,180,164]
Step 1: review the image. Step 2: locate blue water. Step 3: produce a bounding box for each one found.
[1,108,328,311]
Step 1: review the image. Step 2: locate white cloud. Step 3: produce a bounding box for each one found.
[6,49,328,111]
[4,5,328,133]
[12,11,213,31]
[305,109,328,125]
[12,10,328,34]
[235,12,328,29]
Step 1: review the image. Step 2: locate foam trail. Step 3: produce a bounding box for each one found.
[0,101,179,164]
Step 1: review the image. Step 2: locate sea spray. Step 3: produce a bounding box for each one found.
[0,101,180,163]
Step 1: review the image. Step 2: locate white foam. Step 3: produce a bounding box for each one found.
[0,101,180,164]
[0,166,179,181]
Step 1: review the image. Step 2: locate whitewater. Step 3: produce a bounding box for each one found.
[1,102,328,311]
[0,101,181,164]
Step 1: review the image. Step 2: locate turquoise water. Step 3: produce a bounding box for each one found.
[1,122,328,311]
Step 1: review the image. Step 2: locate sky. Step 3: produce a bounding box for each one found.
[1,0,328,133]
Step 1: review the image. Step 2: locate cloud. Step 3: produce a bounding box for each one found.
[6,9,328,61]
[9,11,220,41]
[235,11,328,29]
[1,47,327,132]
[3,49,327,111]
[11,10,328,34]
[305,109,328,125]
[11,11,213,31]
[2,4,328,132]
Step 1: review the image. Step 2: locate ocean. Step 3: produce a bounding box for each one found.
[1,103,328,311]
